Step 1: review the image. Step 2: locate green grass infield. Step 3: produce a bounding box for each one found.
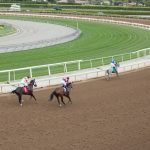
[0,15,150,71]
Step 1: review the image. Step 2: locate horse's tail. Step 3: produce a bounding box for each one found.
[12,87,21,94]
[49,91,56,101]
[12,89,16,94]
[105,69,109,75]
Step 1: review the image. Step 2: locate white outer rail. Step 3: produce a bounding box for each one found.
[0,48,150,83]
[0,60,150,94]
[0,13,150,94]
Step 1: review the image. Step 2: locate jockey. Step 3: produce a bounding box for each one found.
[110,59,117,72]
[66,77,70,84]
[20,76,30,93]
[111,58,116,65]
[61,77,70,93]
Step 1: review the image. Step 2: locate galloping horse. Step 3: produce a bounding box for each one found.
[49,82,73,107]
[105,62,120,80]
[12,79,37,106]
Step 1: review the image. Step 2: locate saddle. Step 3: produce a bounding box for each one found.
[22,86,28,93]
[62,86,69,95]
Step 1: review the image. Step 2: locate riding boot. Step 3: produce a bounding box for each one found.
[63,87,66,94]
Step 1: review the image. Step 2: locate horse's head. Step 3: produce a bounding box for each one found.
[29,79,37,87]
[115,62,120,67]
[67,82,73,89]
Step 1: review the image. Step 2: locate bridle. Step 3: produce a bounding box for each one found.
[67,82,73,91]
[29,79,37,87]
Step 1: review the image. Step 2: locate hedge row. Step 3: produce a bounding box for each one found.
[0,3,150,11]
[102,10,150,15]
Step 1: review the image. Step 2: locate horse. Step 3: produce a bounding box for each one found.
[49,82,73,107]
[12,79,37,106]
[105,62,120,80]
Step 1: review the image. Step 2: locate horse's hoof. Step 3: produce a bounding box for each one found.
[20,104,23,107]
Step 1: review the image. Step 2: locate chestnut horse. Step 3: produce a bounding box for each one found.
[49,82,73,107]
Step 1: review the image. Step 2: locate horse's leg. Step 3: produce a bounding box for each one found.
[105,70,109,80]
[110,70,113,80]
[108,72,111,80]
[57,96,61,107]
[18,94,22,107]
[64,94,72,104]
[116,71,119,77]
[107,70,110,80]
[60,96,66,106]
[105,71,107,79]
[110,72,112,80]
[30,93,36,101]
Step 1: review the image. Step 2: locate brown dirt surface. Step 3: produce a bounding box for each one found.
[86,15,150,25]
[0,68,150,150]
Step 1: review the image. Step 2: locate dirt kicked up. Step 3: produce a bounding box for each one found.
[0,68,150,150]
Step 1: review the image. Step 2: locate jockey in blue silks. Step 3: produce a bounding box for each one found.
[111,59,117,73]
[112,58,116,65]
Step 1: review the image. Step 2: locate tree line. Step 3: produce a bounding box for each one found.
[0,0,150,6]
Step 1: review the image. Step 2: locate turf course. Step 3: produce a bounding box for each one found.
[0,15,150,71]
[0,23,16,37]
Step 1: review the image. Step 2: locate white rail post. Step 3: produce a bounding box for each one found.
[102,57,104,65]
[130,53,131,60]
[90,59,92,68]
[8,71,10,82]
[13,71,15,81]
[30,68,32,78]
[64,63,67,73]
[48,65,51,75]
[78,61,81,70]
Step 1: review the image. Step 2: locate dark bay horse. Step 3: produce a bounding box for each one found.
[49,82,73,107]
[105,62,120,80]
[12,79,37,106]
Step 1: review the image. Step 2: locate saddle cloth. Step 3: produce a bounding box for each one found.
[23,87,28,93]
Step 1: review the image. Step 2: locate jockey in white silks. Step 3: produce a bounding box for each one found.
[61,77,70,93]
[19,76,30,92]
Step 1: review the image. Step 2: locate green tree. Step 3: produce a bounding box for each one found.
[144,0,150,6]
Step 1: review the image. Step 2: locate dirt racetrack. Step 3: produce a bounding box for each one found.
[0,68,150,150]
